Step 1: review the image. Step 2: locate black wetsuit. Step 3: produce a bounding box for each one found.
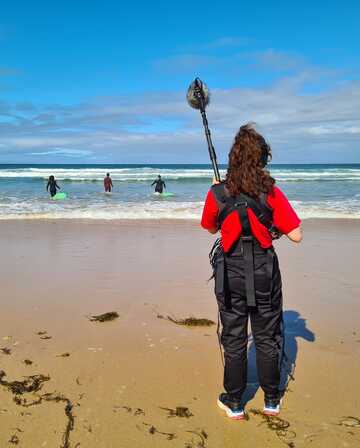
[47,180,60,197]
[151,179,166,193]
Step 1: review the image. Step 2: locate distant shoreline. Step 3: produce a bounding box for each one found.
[1,162,360,167]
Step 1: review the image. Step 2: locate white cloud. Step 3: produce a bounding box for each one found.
[251,49,306,71]
[0,74,359,163]
[30,148,92,157]
[306,124,360,136]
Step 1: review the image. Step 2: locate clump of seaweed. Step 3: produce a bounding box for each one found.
[249,408,296,447]
[23,359,33,365]
[14,394,42,407]
[117,403,209,446]
[0,347,12,355]
[160,406,193,418]
[88,312,119,322]
[157,315,215,327]
[0,370,50,395]
[0,371,75,448]
[8,434,20,445]
[143,422,176,440]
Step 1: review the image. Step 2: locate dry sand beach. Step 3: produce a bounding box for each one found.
[0,219,359,447]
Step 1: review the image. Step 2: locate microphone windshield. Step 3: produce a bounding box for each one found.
[186,78,210,109]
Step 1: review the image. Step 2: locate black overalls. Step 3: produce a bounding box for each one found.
[210,184,284,401]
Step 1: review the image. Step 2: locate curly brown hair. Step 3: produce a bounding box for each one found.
[225,123,275,198]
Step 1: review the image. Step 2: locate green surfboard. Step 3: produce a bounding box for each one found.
[52,192,67,200]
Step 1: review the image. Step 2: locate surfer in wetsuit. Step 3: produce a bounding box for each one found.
[46,175,60,197]
[104,173,113,192]
[151,175,166,193]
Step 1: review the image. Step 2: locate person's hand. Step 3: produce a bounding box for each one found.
[212,177,221,185]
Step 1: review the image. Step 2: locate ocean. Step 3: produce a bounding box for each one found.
[0,164,359,220]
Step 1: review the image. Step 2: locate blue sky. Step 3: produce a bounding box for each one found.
[0,0,359,163]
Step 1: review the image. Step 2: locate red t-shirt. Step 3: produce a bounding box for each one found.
[201,186,301,252]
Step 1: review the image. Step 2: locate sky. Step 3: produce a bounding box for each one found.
[0,0,359,164]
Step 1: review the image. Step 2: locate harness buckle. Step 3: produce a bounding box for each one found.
[241,235,253,242]
[235,201,247,207]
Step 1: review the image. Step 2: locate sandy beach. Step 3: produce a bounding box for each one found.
[0,219,360,447]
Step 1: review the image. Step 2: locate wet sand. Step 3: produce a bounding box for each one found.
[0,219,359,447]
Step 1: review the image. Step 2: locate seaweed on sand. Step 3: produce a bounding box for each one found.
[143,422,176,440]
[115,405,145,416]
[88,312,119,322]
[23,359,33,365]
[0,371,75,448]
[8,434,20,445]
[0,370,50,395]
[40,393,75,448]
[0,347,12,355]
[249,408,296,447]
[159,406,193,418]
[35,330,52,340]
[157,315,215,327]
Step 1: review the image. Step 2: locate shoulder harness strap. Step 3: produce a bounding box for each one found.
[211,183,278,308]
[211,183,273,229]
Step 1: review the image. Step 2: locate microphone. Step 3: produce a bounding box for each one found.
[186,78,220,182]
[186,78,210,111]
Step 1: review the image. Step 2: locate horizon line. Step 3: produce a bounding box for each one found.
[0,162,359,167]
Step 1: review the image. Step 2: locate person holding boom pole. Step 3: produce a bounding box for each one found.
[187,79,302,420]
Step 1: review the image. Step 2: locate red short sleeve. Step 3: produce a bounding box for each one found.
[201,190,219,230]
[267,186,301,235]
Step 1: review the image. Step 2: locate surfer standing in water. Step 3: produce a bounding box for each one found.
[151,175,166,193]
[104,173,113,193]
[46,175,60,197]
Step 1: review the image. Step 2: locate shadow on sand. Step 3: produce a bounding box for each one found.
[242,309,315,406]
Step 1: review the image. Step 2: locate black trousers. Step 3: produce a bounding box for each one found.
[215,240,283,400]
